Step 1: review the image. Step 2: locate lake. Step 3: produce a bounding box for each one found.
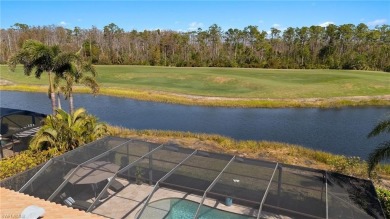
[1,91,389,159]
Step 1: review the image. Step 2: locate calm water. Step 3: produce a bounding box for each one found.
[1,91,389,159]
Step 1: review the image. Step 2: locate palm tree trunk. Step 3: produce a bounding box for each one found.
[69,92,74,114]
[48,71,57,114]
[57,92,62,110]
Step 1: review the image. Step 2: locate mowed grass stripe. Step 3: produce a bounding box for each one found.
[1,65,389,99]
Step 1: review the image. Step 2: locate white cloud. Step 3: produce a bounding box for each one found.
[272,23,281,29]
[366,19,387,27]
[259,20,264,24]
[319,21,335,27]
[59,21,67,26]
[270,23,286,32]
[188,22,204,31]
[77,18,83,22]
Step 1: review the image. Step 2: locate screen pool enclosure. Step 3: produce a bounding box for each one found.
[0,107,46,158]
[1,137,385,219]
[0,107,45,137]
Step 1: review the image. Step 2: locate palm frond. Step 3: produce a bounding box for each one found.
[83,62,97,77]
[24,63,34,76]
[30,135,56,151]
[53,74,61,89]
[8,55,19,72]
[53,53,76,73]
[72,108,87,123]
[93,123,108,138]
[42,127,58,139]
[55,109,68,122]
[53,53,76,69]
[62,72,74,96]
[367,140,390,176]
[82,76,100,94]
[50,45,61,56]
[34,68,44,79]
[368,118,390,138]
[55,108,68,116]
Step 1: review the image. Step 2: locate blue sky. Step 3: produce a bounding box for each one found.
[1,1,389,32]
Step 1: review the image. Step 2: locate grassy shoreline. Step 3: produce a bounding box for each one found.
[1,84,389,108]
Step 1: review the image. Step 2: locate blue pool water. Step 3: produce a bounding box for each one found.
[141,198,254,219]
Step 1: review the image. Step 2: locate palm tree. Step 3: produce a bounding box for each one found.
[30,108,107,154]
[55,56,99,114]
[8,40,75,114]
[367,115,390,176]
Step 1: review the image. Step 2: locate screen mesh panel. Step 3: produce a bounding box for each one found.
[162,152,232,191]
[210,158,277,205]
[0,163,45,191]
[56,137,129,164]
[23,160,78,200]
[263,166,326,219]
[327,172,384,219]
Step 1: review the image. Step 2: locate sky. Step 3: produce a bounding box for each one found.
[1,1,389,32]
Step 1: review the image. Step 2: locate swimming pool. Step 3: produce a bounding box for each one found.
[139,198,254,219]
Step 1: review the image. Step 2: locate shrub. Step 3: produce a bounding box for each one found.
[328,156,367,177]
[0,150,56,180]
[30,108,108,154]
[384,65,390,72]
[376,187,390,218]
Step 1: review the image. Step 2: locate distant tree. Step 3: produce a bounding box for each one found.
[283,27,295,57]
[208,24,222,62]
[103,23,124,63]
[8,40,75,114]
[356,23,369,43]
[12,23,29,31]
[82,40,100,63]
[225,28,242,62]
[367,115,390,176]
[268,27,282,67]
[308,25,324,66]
[270,27,281,40]
[196,28,210,66]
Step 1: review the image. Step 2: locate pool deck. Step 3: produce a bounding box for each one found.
[91,178,290,219]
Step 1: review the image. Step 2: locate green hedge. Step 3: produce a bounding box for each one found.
[0,150,55,180]
[376,187,390,218]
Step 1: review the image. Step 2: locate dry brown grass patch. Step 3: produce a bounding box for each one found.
[210,76,236,84]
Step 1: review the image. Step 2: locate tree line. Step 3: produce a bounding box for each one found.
[1,22,390,71]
